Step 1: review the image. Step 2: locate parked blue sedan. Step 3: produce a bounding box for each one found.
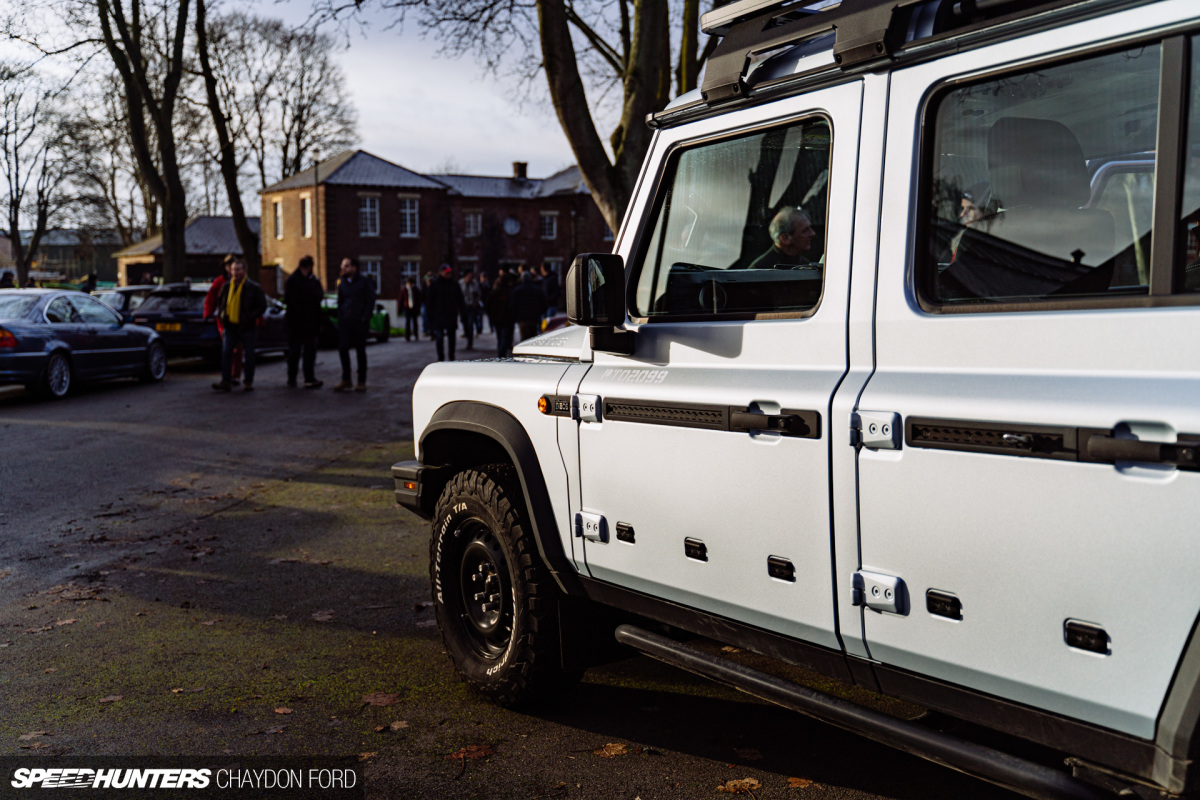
[0,289,167,399]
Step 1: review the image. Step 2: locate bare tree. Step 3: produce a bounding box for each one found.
[275,27,357,180]
[93,0,193,283]
[0,63,73,287]
[309,0,713,232]
[194,0,259,276]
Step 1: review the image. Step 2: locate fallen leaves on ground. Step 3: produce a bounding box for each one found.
[265,726,285,735]
[787,777,816,788]
[717,778,762,795]
[361,692,400,707]
[445,745,494,761]
[390,720,409,731]
[358,752,376,762]
[199,619,221,626]
[17,731,50,741]
[311,610,335,622]
[593,743,629,758]
[20,742,49,750]
[274,708,292,715]
[54,619,77,627]
[170,687,204,694]
[24,625,53,634]
[98,695,123,703]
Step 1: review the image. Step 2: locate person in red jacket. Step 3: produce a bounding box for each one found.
[204,255,244,384]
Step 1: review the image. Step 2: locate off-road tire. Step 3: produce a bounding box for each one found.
[430,465,576,707]
[41,352,72,399]
[141,341,167,382]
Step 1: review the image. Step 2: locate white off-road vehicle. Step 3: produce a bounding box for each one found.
[395,0,1200,796]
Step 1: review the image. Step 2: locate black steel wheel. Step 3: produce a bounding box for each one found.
[430,465,577,707]
[41,352,72,399]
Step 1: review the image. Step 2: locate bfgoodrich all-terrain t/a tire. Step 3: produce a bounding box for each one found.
[431,465,577,707]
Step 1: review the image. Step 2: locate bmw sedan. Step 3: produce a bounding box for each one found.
[0,289,167,399]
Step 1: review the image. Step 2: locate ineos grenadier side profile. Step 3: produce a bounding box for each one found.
[394,0,1200,797]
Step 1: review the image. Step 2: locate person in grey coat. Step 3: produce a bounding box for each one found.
[333,257,376,392]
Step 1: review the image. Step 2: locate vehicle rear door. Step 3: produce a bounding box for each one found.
[854,13,1200,739]
[572,81,863,649]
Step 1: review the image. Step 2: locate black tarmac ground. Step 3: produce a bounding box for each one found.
[0,330,1024,800]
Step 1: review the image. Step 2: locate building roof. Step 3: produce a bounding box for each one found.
[432,165,589,200]
[113,216,261,259]
[19,229,125,247]
[260,150,447,193]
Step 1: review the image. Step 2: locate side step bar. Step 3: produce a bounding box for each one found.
[614,624,1114,800]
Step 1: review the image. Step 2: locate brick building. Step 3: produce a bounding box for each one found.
[260,150,612,301]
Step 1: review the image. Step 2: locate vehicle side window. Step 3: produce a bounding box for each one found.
[1182,35,1200,293]
[69,295,121,325]
[923,44,1161,305]
[45,297,79,324]
[632,117,831,319]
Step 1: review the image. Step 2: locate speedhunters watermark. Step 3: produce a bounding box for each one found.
[1,758,362,798]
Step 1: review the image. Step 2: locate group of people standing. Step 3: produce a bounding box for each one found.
[207,254,376,393]
[399,263,560,361]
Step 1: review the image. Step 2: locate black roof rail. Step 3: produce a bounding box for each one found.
[696,0,1137,107]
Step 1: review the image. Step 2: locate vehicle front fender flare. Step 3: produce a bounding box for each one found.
[420,401,582,597]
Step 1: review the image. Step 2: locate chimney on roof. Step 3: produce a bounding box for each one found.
[513,161,528,180]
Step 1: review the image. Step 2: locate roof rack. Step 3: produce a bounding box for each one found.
[699,0,923,104]
[695,0,1122,106]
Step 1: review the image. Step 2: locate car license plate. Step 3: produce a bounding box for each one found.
[156,323,181,332]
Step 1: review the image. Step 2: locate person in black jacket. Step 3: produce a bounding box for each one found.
[425,264,466,362]
[333,257,376,392]
[284,255,324,389]
[211,258,267,392]
[509,270,548,342]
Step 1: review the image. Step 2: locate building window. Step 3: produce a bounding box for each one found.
[273,200,282,239]
[359,196,379,237]
[464,211,482,238]
[603,224,615,241]
[400,258,421,282]
[540,211,558,240]
[399,196,419,238]
[361,257,382,293]
[301,196,312,239]
[458,257,479,278]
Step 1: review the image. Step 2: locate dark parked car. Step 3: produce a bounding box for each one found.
[131,284,288,364]
[0,289,166,399]
[93,285,157,321]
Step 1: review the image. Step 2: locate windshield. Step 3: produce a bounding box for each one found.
[0,294,38,320]
[138,293,205,314]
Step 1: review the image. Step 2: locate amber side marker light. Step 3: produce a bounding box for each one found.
[0,327,17,348]
[538,396,549,414]
[403,481,417,491]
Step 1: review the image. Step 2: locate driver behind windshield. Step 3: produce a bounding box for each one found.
[746,206,817,269]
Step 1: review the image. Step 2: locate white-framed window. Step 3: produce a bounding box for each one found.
[359,196,380,237]
[399,196,419,238]
[300,194,312,239]
[540,211,558,240]
[361,256,382,293]
[457,257,479,277]
[464,210,482,238]
[544,257,563,275]
[400,258,421,282]
[273,200,283,239]
[603,223,615,241]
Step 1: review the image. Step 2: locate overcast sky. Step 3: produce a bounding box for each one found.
[265,0,586,181]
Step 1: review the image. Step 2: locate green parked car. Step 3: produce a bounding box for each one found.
[317,294,391,347]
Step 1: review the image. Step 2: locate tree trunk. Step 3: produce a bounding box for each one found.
[196,0,261,279]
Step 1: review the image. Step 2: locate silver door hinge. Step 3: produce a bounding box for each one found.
[575,511,608,543]
[572,394,601,423]
[852,570,907,614]
[851,411,901,450]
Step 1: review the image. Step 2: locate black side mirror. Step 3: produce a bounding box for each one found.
[566,253,635,355]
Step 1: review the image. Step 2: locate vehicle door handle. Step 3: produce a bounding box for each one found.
[729,408,820,438]
[1085,434,1200,468]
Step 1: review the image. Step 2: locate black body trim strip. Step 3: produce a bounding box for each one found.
[420,401,583,597]
[1151,35,1190,297]
[605,397,821,438]
[616,624,1113,800]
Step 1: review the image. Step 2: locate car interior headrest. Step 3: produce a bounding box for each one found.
[988,117,1091,209]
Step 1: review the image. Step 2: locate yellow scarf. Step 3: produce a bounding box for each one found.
[226,279,244,325]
